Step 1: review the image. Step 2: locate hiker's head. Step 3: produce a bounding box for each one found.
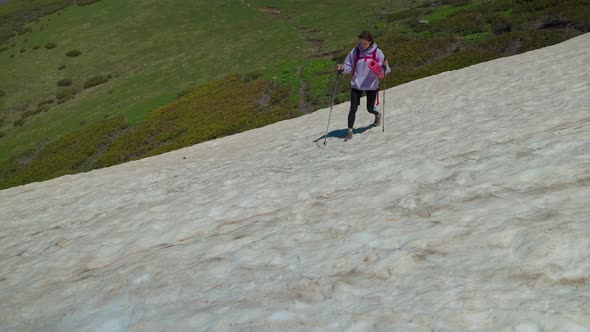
[358,31,374,49]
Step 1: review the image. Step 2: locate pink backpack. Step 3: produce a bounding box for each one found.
[352,47,379,79]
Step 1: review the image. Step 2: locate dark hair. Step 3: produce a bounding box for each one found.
[358,31,374,43]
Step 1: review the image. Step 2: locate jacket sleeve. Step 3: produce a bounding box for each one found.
[378,49,392,74]
[342,48,356,75]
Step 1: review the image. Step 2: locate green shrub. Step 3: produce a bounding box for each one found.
[66,49,81,57]
[176,88,192,99]
[243,70,263,82]
[21,110,35,119]
[0,132,5,139]
[77,0,100,5]
[475,32,518,54]
[32,45,40,50]
[486,13,513,34]
[83,75,109,89]
[45,42,57,49]
[441,0,472,6]
[390,36,459,69]
[518,29,579,53]
[38,98,55,107]
[56,87,77,103]
[0,116,130,190]
[57,78,72,87]
[0,89,5,97]
[37,105,51,113]
[0,1,71,44]
[58,64,66,70]
[96,73,299,168]
[423,10,488,35]
[19,48,26,53]
[382,8,424,22]
[13,119,24,127]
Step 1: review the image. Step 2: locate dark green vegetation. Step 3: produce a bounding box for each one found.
[65,49,80,57]
[0,74,298,189]
[0,116,130,189]
[83,75,108,89]
[57,78,72,87]
[95,73,297,168]
[321,0,590,107]
[0,0,588,189]
[0,0,97,45]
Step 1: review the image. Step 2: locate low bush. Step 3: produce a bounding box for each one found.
[518,29,579,53]
[38,98,55,107]
[77,0,100,5]
[83,75,109,89]
[21,110,35,119]
[96,73,299,168]
[37,105,51,113]
[13,119,24,127]
[66,49,81,57]
[0,116,129,190]
[45,42,57,49]
[176,88,192,99]
[55,87,77,103]
[486,13,513,34]
[421,10,488,35]
[243,70,263,82]
[441,0,472,6]
[57,78,72,87]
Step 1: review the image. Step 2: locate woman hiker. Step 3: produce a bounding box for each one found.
[337,31,391,141]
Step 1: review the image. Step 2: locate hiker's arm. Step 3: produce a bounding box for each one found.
[340,49,355,74]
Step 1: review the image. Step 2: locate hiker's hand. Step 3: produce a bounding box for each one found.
[383,60,389,67]
[337,64,343,71]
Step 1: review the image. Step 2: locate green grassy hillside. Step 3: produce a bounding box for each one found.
[0,0,412,161]
[0,73,299,188]
[1,0,589,190]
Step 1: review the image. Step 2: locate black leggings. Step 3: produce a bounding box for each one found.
[348,88,379,129]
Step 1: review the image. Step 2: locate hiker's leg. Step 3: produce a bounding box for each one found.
[348,88,362,129]
[366,89,379,115]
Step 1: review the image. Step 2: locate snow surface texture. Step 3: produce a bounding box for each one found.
[1,33,590,331]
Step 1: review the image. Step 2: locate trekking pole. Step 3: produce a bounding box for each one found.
[382,61,387,133]
[323,69,343,146]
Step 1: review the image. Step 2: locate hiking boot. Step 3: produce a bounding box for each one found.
[373,112,381,127]
[345,130,353,141]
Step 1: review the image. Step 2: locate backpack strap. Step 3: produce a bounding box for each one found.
[352,47,380,78]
